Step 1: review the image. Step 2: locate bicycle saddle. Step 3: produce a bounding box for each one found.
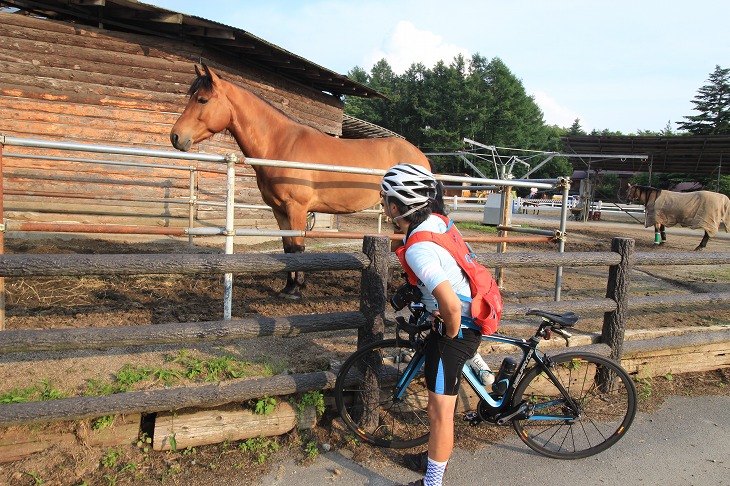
[527,310,579,327]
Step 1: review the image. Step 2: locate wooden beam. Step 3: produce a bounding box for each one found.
[70,0,106,6]
[184,26,236,40]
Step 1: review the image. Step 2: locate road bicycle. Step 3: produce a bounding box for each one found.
[334,302,637,459]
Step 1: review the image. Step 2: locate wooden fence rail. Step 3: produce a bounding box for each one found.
[0,236,729,427]
[2,249,727,278]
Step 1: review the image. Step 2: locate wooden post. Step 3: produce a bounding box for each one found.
[358,235,389,349]
[357,235,390,431]
[602,237,634,362]
[495,185,512,287]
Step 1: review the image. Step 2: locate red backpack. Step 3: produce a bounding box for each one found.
[395,214,502,335]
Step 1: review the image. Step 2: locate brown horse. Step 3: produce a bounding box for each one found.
[521,192,547,215]
[626,184,730,250]
[170,65,430,298]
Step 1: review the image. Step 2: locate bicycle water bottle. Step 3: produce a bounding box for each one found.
[492,357,517,396]
[466,352,494,387]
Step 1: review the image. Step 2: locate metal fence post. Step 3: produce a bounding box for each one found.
[223,153,238,321]
[0,137,4,330]
[358,235,390,349]
[554,177,571,301]
[188,166,196,247]
[602,237,634,362]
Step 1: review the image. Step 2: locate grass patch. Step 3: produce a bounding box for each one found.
[257,355,289,376]
[635,375,653,400]
[253,395,277,415]
[239,437,280,464]
[693,268,730,281]
[5,349,269,404]
[296,391,325,418]
[455,222,498,234]
[0,379,66,403]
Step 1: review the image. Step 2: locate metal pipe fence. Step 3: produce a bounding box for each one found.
[0,136,566,325]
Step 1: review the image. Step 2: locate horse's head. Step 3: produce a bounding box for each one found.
[170,65,232,152]
[625,184,660,204]
[624,183,638,203]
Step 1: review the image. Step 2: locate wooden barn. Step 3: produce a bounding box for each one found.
[0,0,388,238]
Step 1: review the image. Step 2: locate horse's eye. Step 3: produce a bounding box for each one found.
[197,97,208,104]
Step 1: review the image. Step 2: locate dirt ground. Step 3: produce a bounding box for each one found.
[1,212,729,485]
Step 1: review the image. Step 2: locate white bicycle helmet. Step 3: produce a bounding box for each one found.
[381,164,436,206]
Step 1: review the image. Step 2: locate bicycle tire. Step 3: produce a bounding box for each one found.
[512,351,637,459]
[334,338,430,449]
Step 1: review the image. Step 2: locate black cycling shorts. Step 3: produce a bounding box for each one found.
[424,327,481,396]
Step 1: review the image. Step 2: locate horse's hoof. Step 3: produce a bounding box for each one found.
[278,290,302,300]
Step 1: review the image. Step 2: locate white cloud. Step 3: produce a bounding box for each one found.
[532,91,584,130]
[364,20,471,73]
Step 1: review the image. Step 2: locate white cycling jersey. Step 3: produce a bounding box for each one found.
[402,214,472,317]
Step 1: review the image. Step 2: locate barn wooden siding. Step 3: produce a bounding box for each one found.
[0,12,342,232]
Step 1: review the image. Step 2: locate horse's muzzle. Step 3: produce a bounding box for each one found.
[170,132,192,152]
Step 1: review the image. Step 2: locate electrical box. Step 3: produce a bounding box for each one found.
[482,196,503,226]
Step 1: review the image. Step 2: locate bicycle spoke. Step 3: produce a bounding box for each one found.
[512,352,637,459]
[334,339,431,448]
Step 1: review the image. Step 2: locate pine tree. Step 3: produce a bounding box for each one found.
[676,65,730,135]
[567,119,586,135]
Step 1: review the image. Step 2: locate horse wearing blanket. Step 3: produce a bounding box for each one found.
[626,184,730,250]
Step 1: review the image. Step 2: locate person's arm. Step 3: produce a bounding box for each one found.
[431,280,463,338]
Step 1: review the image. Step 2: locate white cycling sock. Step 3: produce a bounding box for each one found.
[424,457,448,486]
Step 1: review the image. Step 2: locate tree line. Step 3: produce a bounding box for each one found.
[344,57,729,195]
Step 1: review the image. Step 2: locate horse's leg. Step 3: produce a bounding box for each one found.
[695,231,710,251]
[279,235,306,298]
[660,224,667,245]
[654,225,663,245]
[272,208,307,299]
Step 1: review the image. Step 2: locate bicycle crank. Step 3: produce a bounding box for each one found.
[494,401,534,426]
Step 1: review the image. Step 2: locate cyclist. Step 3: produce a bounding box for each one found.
[381,164,483,486]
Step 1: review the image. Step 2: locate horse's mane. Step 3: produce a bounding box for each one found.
[633,185,662,194]
[187,75,213,96]
[187,73,297,124]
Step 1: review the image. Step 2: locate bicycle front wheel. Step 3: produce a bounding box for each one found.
[334,338,430,449]
[512,351,637,459]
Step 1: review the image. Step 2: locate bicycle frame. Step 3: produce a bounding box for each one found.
[393,331,579,422]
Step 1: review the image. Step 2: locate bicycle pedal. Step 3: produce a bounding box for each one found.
[463,411,481,426]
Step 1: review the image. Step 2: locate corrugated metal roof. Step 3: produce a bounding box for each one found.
[341,114,403,139]
[1,0,383,99]
[561,135,730,176]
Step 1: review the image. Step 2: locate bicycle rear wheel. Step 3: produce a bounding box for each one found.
[334,338,430,448]
[512,351,637,459]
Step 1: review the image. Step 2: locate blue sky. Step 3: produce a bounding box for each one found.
[150,0,729,135]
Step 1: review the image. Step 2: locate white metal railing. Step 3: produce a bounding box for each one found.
[1,136,568,320]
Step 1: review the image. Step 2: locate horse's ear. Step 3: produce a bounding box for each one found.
[195,65,202,77]
[203,65,222,86]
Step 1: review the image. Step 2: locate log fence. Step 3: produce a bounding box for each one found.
[0,236,729,431]
[0,138,728,456]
